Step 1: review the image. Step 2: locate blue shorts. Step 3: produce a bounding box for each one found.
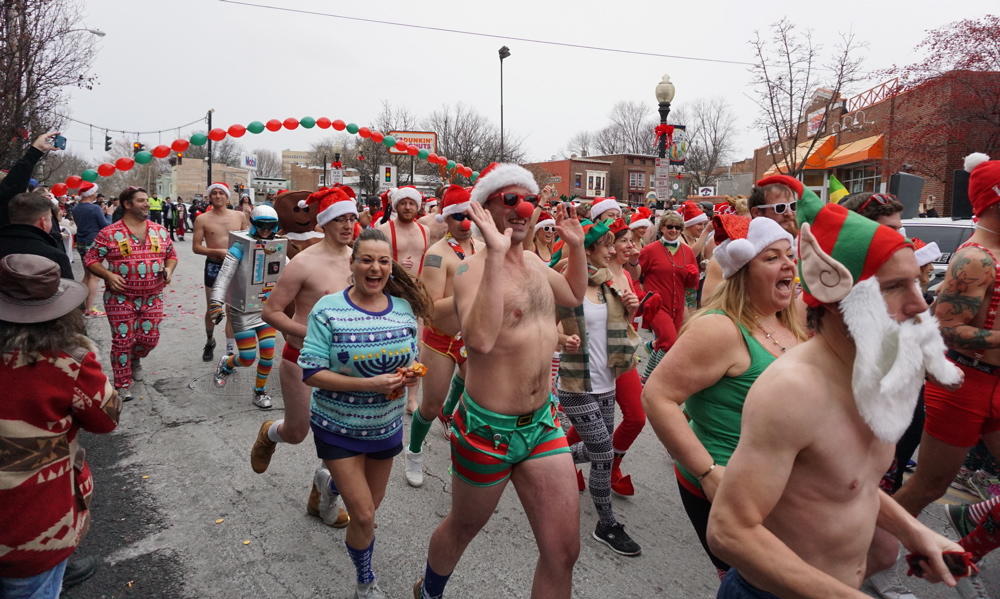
[204,259,223,287]
[314,435,402,461]
[717,570,781,599]
[0,558,68,599]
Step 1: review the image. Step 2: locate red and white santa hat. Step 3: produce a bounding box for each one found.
[911,237,942,268]
[436,185,472,221]
[678,200,708,227]
[425,197,439,209]
[965,152,1000,216]
[534,211,556,232]
[590,197,620,221]
[389,186,422,210]
[713,214,793,279]
[206,182,231,199]
[299,186,358,227]
[629,206,653,230]
[469,162,539,204]
[79,181,98,198]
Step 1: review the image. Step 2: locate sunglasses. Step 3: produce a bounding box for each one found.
[759,201,796,215]
[540,226,556,232]
[489,192,539,206]
[663,224,683,231]
[858,193,895,212]
[449,213,470,222]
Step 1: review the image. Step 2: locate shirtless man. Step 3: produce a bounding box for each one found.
[418,197,447,245]
[193,182,248,361]
[251,187,357,528]
[403,185,484,488]
[377,186,429,279]
[706,182,967,598]
[415,163,586,599]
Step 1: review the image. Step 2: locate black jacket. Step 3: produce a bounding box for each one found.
[0,224,74,280]
[0,147,44,227]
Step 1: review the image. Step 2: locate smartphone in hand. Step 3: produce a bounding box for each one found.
[53,135,67,150]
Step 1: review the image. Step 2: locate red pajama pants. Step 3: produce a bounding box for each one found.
[104,291,164,388]
[566,368,646,452]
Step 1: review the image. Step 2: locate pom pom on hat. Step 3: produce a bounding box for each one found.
[964,152,1000,216]
[713,214,793,279]
[206,182,231,199]
[469,162,539,205]
[965,152,991,173]
[389,186,422,209]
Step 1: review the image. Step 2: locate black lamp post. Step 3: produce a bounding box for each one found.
[499,46,511,161]
[655,74,675,159]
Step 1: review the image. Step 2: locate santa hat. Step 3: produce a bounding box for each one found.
[609,217,629,236]
[425,198,439,209]
[436,185,472,221]
[79,181,98,198]
[965,153,1000,216]
[713,214,794,279]
[628,206,653,230]
[590,197,619,221]
[299,187,357,227]
[678,200,708,227]
[206,182,231,199]
[331,183,356,200]
[389,186,422,209]
[469,162,539,204]
[713,201,735,216]
[911,238,942,268]
[796,186,911,307]
[534,211,556,232]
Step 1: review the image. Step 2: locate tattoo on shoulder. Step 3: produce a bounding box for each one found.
[456,263,469,276]
[424,254,443,269]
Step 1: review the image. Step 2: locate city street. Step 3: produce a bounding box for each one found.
[65,237,998,599]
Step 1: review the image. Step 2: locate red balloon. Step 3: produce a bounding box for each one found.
[406,145,419,156]
[427,153,439,164]
[171,139,190,152]
[316,117,332,129]
[283,117,299,130]
[97,163,116,177]
[228,124,247,137]
[265,119,282,132]
[332,119,346,131]
[358,127,371,139]
[66,175,82,189]
[51,183,68,197]
[151,145,171,159]
[208,128,227,141]
[115,157,135,171]
[395,141,408,151]
[370,131,384,143]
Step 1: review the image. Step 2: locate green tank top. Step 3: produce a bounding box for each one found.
[677,310,776,488]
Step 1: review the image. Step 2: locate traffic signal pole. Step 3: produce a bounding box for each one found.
[206,109,213,189]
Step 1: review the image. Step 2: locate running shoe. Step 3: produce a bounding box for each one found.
[252,389,273,410]
[115,385,134,403]
[593,522,641,556]
[404,448,425,488]
[945,503,976,538]
[955,468,1000,501]
[202,339,216,362]
[131,357,144,382]
[250,420,276,474]
[213,355,232,388]
[866,568,916,599]
[307,466,349,528]
[354,581,386,599]
[611,474,636,497]
[955,573,992,599]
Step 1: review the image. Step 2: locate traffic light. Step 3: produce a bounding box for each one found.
[175,152,183,165]
[132,142,145,155]
[104,134,112,152]
[383,166,392,184]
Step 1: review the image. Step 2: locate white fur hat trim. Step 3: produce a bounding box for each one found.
[684,212,708,227]
[628,218,652,230]
[714,217,793,279]
[389,187,422,209]
[590,198,619,221]
[436,201,471,222]
[469,163,539,204]
[316,200,358,227]
[915,241,942,267]
[206,182,231,199]
[534,218,556,232]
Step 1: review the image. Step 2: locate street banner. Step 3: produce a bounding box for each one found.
[388,131,437,155]
[668,125,688,166]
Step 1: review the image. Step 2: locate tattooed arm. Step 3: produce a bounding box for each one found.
[420,251,454,324]
[934,247,1000,350]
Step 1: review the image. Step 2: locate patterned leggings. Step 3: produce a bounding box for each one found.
[221,325,277,391]
[559,389,617,525]
[105,291,163,388]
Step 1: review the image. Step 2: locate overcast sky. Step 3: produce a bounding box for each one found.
[61,0,995,169]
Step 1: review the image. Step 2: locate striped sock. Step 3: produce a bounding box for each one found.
[255,326,276,390]
[969,496,1000,526]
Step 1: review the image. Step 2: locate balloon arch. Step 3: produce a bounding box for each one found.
[48,117,480,197]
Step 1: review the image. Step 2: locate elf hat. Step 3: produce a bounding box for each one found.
[206,182,231,199]
[534,211,556,232]
[299,187,357,227]
[389,186,422,210]
[965,153,1000,216]
[79,181,98,198]
[796,186,911,307]
[911,238,942,268]
[713,214,794,279]
[608,217,630,237]
[590,197,620,221]
[469,162,539,205]
[582,220,612,249]
[436,185,472,221]
[629,206,653,230]
[678,200,708,227]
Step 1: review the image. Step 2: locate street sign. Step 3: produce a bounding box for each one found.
[654,161,671,201]
[240,153,258,171]
[388,131,438,155]
[698,186,716,196]
[329,169,344,185]
[379,165,397,191]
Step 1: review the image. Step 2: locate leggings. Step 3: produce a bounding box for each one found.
[221,324,277,391]
[566,369,647,455]
[677,475,731,573]
[105,291,163,388]
[559,389,617,526]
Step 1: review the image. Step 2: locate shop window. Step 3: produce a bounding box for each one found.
[574,173,582,188]
[628,171,645,189]
[586,170,606,197]
[838,163,881,194]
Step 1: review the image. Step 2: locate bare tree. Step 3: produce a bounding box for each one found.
[0,0,98,167]
[564,131,595,157]
[35,150,90,186]
[589,101,659,155]
[682,98,738,187]
[424,103,526,172]
[749,18,863,176]
[253,149,282,178]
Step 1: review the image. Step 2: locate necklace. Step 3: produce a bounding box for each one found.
[756,319,787,353]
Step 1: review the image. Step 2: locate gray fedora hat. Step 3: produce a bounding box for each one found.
[0,254,87,324]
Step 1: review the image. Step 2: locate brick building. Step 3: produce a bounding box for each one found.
[752,70,1000,214]
[525,154,661,206]
[163,161,249,202]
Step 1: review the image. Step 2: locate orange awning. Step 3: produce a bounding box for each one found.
[825,135,884,168]
[762,135,836,176]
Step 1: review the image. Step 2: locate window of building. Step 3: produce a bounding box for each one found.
[586,170,607,197]
[628,171,645,189]
[837,163,881,194]
[574,173,582,188]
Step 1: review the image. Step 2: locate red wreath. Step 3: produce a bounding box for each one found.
[331,161,343,169]
[654,124,674,145]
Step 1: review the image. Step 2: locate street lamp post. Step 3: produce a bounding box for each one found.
[655,74,675,160]
[499,46,510,162]
[206,109,214,188]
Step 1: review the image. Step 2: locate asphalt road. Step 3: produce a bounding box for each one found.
[63,236,998,599]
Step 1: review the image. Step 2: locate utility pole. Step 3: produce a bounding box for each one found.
[499,46,510,162]
[206,109,214,188]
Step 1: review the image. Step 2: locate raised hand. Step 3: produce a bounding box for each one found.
[465,201,511,254]
[554,203,583,247]
[32,130,60,152]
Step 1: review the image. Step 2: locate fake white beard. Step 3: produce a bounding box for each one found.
[840,277,963,443]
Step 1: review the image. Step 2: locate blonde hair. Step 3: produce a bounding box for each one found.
[657,211,683,228]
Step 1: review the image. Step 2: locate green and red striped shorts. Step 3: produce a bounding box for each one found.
[450,391,570,487]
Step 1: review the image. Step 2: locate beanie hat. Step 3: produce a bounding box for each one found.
[628,206,653,230]
[534,211,555,232]
[590,197,619,221]
[965,153,1000,216]
[582,220,611,249]
[469,162,539,204]
[712,215,794,279]
[436,185,472,221]
[796,186,911,307]
[678,200,708,227]
[206,182,231,199]
[389,186,422,210]
[755,174,804,197]
[300,187,358,227]
[911,238,942,268]
[79,181,98,198]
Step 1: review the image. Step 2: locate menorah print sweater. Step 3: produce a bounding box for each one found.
[299,288,418,452]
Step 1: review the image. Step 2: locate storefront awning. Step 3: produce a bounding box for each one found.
[824,135,884,168]
[762,135,836,176]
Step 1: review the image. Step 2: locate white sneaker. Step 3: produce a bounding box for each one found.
[214,355,232,388]
[866,568,917,599]
[404,448,424,487]
[252,389,273,410]
[311,466,349,527]
[354,581,386,599]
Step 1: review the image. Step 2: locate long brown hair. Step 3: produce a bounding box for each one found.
[0,309,93,362]
[351,229,433,323]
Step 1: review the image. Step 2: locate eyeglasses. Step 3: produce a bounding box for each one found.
[540,226,556,232]
[488,192,539,206]
[663,224,683,231]
[758,201,796,215]
[449,213,470,222]
[332,214,358,223]
[858,193,895,212]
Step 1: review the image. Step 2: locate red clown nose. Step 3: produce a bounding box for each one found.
[460,219,472,231]
[514,201,534,220]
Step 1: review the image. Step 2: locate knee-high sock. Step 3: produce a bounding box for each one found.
[559,389,617,526]
[226,329,259,370]
[960,499,1000,561]
[409,409,433,453]
[254,325,276,391]
[345,537,376,584]
[441,374,464,418]
[969,496,1000,527]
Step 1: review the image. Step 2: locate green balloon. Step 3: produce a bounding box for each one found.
[346,123,359,134]
[446,160,456,170]
[247,121,265,134]
[189,133,208,146]
[418,149,429,159]
[471,171,480,181]
[300,116,316,129]
[382,135,396,147]
[134,151,153,164]
[81,169,98,182]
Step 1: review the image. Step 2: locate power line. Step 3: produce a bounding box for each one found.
[54,112,207,136]
[218,0,756,67]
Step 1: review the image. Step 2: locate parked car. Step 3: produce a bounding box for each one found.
[901,217,974,292]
